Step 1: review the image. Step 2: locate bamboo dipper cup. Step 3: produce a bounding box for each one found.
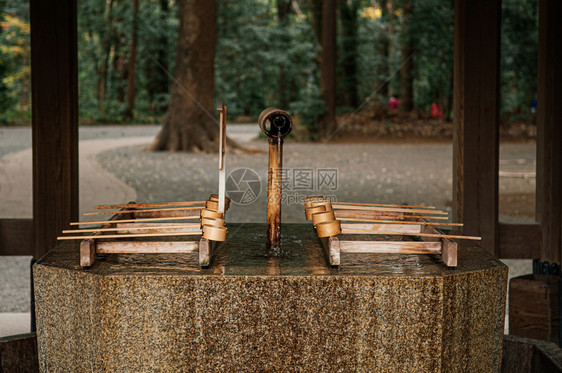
[258,108,293,249]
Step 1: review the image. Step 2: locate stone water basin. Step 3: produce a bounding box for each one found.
[34,224,507,372]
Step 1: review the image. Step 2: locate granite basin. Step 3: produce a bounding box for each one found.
[34,224,507,372]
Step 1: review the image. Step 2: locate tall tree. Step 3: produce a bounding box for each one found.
[387,0,396,96]
[309,0,323,44]
[376,0,389,99]
[277,0,291,108]
[398,0,414,112]
[149,0,218,152]
[125,0,139,119]
[339,0,359,108]
[97,0,114,119]
[319,0,337,138]
[145,0,170,114]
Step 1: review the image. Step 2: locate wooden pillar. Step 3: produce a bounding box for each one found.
[453,0,501,255]
[536,0,562,264]
[30,0,79,259]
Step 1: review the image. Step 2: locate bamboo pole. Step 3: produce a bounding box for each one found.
[57,231,203,240]
[62,224,201,234]
[333,202,436,209]
[339,229,481,240]
[217,102,227,213]
[70,216,199,226]
[84,206,203,216]
[333,211,450,220]
[336,217,463,226]
[332,204,448,215]
[95,201,206,210]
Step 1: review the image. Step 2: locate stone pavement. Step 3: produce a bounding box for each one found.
[0,124,536,336]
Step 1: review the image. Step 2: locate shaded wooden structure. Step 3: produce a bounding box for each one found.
[452,0,560,263]
[0,0,560,343]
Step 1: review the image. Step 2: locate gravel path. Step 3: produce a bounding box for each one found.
[97,137,536,224]
[0,125,160,158]
[97,141,455,223]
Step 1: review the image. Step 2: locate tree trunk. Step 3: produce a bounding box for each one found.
[145,0,169,114]
[398,0,414,112]
[319,0,337,139]
[125,0,139,120]
[20,49,30,111]
[98,0,114,118]
[387,0,395,97]
[112,28,127,104]
[339,0,359,108]
[309,0,323,44]
[443,68,453,121]
[375,0,389,99]
[149,0,218,152]
[277,0,291,109]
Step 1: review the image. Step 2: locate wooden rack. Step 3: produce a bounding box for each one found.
[304,196,480,268]
[58,199,229,268]
[57,103,231,269]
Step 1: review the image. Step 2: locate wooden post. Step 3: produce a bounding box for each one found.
[536,0,562,264]
[508,1,562,345]
[453,0,501,256]
[30,0,79,259]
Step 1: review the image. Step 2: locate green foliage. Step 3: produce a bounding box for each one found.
[410,0,454,112]
[215,0,319,119]
[0,0,30,123]
[290,77,325,136]
[0,0,541,128]
[77,0,177,122]
[501,0,538,120]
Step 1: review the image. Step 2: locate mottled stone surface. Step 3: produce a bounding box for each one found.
[34,224,507,372]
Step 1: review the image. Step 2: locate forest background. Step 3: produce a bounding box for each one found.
[0,0,538,141]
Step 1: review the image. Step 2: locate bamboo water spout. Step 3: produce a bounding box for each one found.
[258,108,293,250]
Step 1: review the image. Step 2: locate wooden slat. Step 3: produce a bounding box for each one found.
[199,238,211,267]
[31,0,79,259]
[96,241,199,254]
[84,206,202,216]
[339,241,442,254]
[63,224,200,234]
[332,204,448,215]
[0,219,34,256]
[133,209,201,219]
[340,223,422,234]
[63,231,203,240]
[422,220,458,267]
[95,201,206,210]
[115,222,201,234]
[336,217,463,227]
[334,210,449,221]
[80,211,126,267]
[536,0,562,263]
[453,0,501,256]
[340,230,480,241]
[318,236,341,267]
[498,223,541,259]
[333,201,436,209]
[70,216,199,226]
